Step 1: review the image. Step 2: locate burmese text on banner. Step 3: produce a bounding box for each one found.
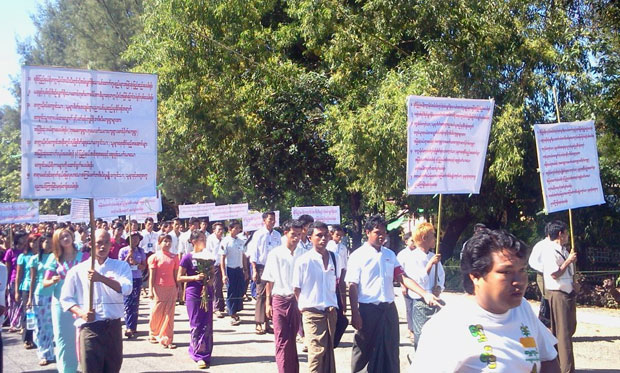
[534,120,605,213]
[0,202,39,224]
[406,96,494,194]
[21,66,157,198]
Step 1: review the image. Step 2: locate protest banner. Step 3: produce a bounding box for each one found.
[178,203,215,219]
[242,211,280,231]
[534,120,605,214]
[291,206,340,225]
[0,202,39,224]
[20,66,158,198]
[208,203,249,221]
[406,95,494,195]
[94,195,162,217]
[39,214,59,223]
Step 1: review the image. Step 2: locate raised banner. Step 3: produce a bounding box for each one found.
[291,206,340,225]
[94,196,162,217]
[208,203,249,221]
[242,211,280,231]
[178,203,215,219]
[21,66,157,198]
[534,120,605,213]
[406,96,494,194]
[70,198,90,222]
[0,202,39,224]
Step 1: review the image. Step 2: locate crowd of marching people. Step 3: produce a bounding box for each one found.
[0,212,577,372]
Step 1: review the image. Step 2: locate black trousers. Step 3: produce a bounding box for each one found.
[351,302,400,373]
[79,318,123,373]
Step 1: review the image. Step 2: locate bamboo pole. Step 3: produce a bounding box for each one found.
[88,199,96,311]
[434,194,443,287]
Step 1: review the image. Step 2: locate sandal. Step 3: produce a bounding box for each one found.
[38,359,49,366]
[196,360,209,369]
[255,324,266,335]
[230,317,241,326]
[164,344,177,349]
[148,337,158,344]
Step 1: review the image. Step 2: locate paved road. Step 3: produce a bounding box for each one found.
[4,291,619,372]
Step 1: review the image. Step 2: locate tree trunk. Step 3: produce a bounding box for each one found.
[439,215,472,260]
[349,191,363,251]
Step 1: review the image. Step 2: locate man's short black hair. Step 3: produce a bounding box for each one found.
[461,228,529,295]
[307,221,329,237]
[298,214,314,226]
[403,232,412,241]
[144,217,154,224]
[282,219,304,233]
[228,220,241,230]
[262,211,276,220]
[545,220,567,240]
[189,217,199,225]
[364,214,387,232]
[330,224,344,233]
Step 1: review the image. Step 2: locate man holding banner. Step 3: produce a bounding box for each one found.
[541,220,577,373]
[60,229,133,373]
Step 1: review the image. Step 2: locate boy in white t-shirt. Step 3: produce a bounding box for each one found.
[410,228,559,372]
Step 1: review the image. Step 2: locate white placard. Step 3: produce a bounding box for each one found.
[242,211,280,231]
[57,214,71,222]
[406,96,494,194]
[291,206,340,225]
[0,202,39,224]
[178,203,215,219]
[94,196,162,217]
[534,120,605,213]
[208,203,249,221]
[21,66,157,198]
[39,214,58,223]
[132,213,159,223]
[70,198,90,222]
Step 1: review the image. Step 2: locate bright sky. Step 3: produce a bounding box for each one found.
[0,0,40,108]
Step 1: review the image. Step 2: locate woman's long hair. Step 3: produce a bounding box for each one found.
[52,228,76,262]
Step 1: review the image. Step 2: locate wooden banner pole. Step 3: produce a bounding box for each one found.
[434,194,443,286]
[88,199,96,311]
[552,86,576,253]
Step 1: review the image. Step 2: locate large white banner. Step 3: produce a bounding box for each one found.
[291,206,340,225]
[0,202,39,224]
[534,120,605,213]
[242,211,280,231]
[406,96,494,194]
[21,66,157,198]
[39,214,59,223]
[208,203,249,221]
[178,203,215,219]
[94,196,162,217]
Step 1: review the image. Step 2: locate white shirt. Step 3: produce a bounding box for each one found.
[541,241,574,294]
[60,257,133,328]
[140,229,159,254]
[248,227,282,265]
[169,230,180,254]
[410,297,558,372]
[293,249,339,311]
[529,238,551,273]
[326,240,348,273]
[220,235,246,269]
[262,245,298,296]
[345,243,402,304]
[178,229,193,256]
[402,248,445,299]
[294,239,312,258]
[206,234,223,265]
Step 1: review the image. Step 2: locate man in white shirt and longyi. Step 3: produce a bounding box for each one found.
[60,229,133,373]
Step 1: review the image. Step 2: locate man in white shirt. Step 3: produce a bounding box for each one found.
[178,217,199,259]
[402,222,445,349]
[140,217,159,256]
[263,219,304,373]
[207,222,226,317]
[293,214,314,257]
[293,221,339,373]
[396,231,416,341]
[220,220,247,324]
[60,229,133,373]
[529,224,554,327]
[248,211,282,334]
[541,220,577,373]
[169,218,182,255]
[346,215,440,373]
[410,228,559,372]
[327,224,348,310]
